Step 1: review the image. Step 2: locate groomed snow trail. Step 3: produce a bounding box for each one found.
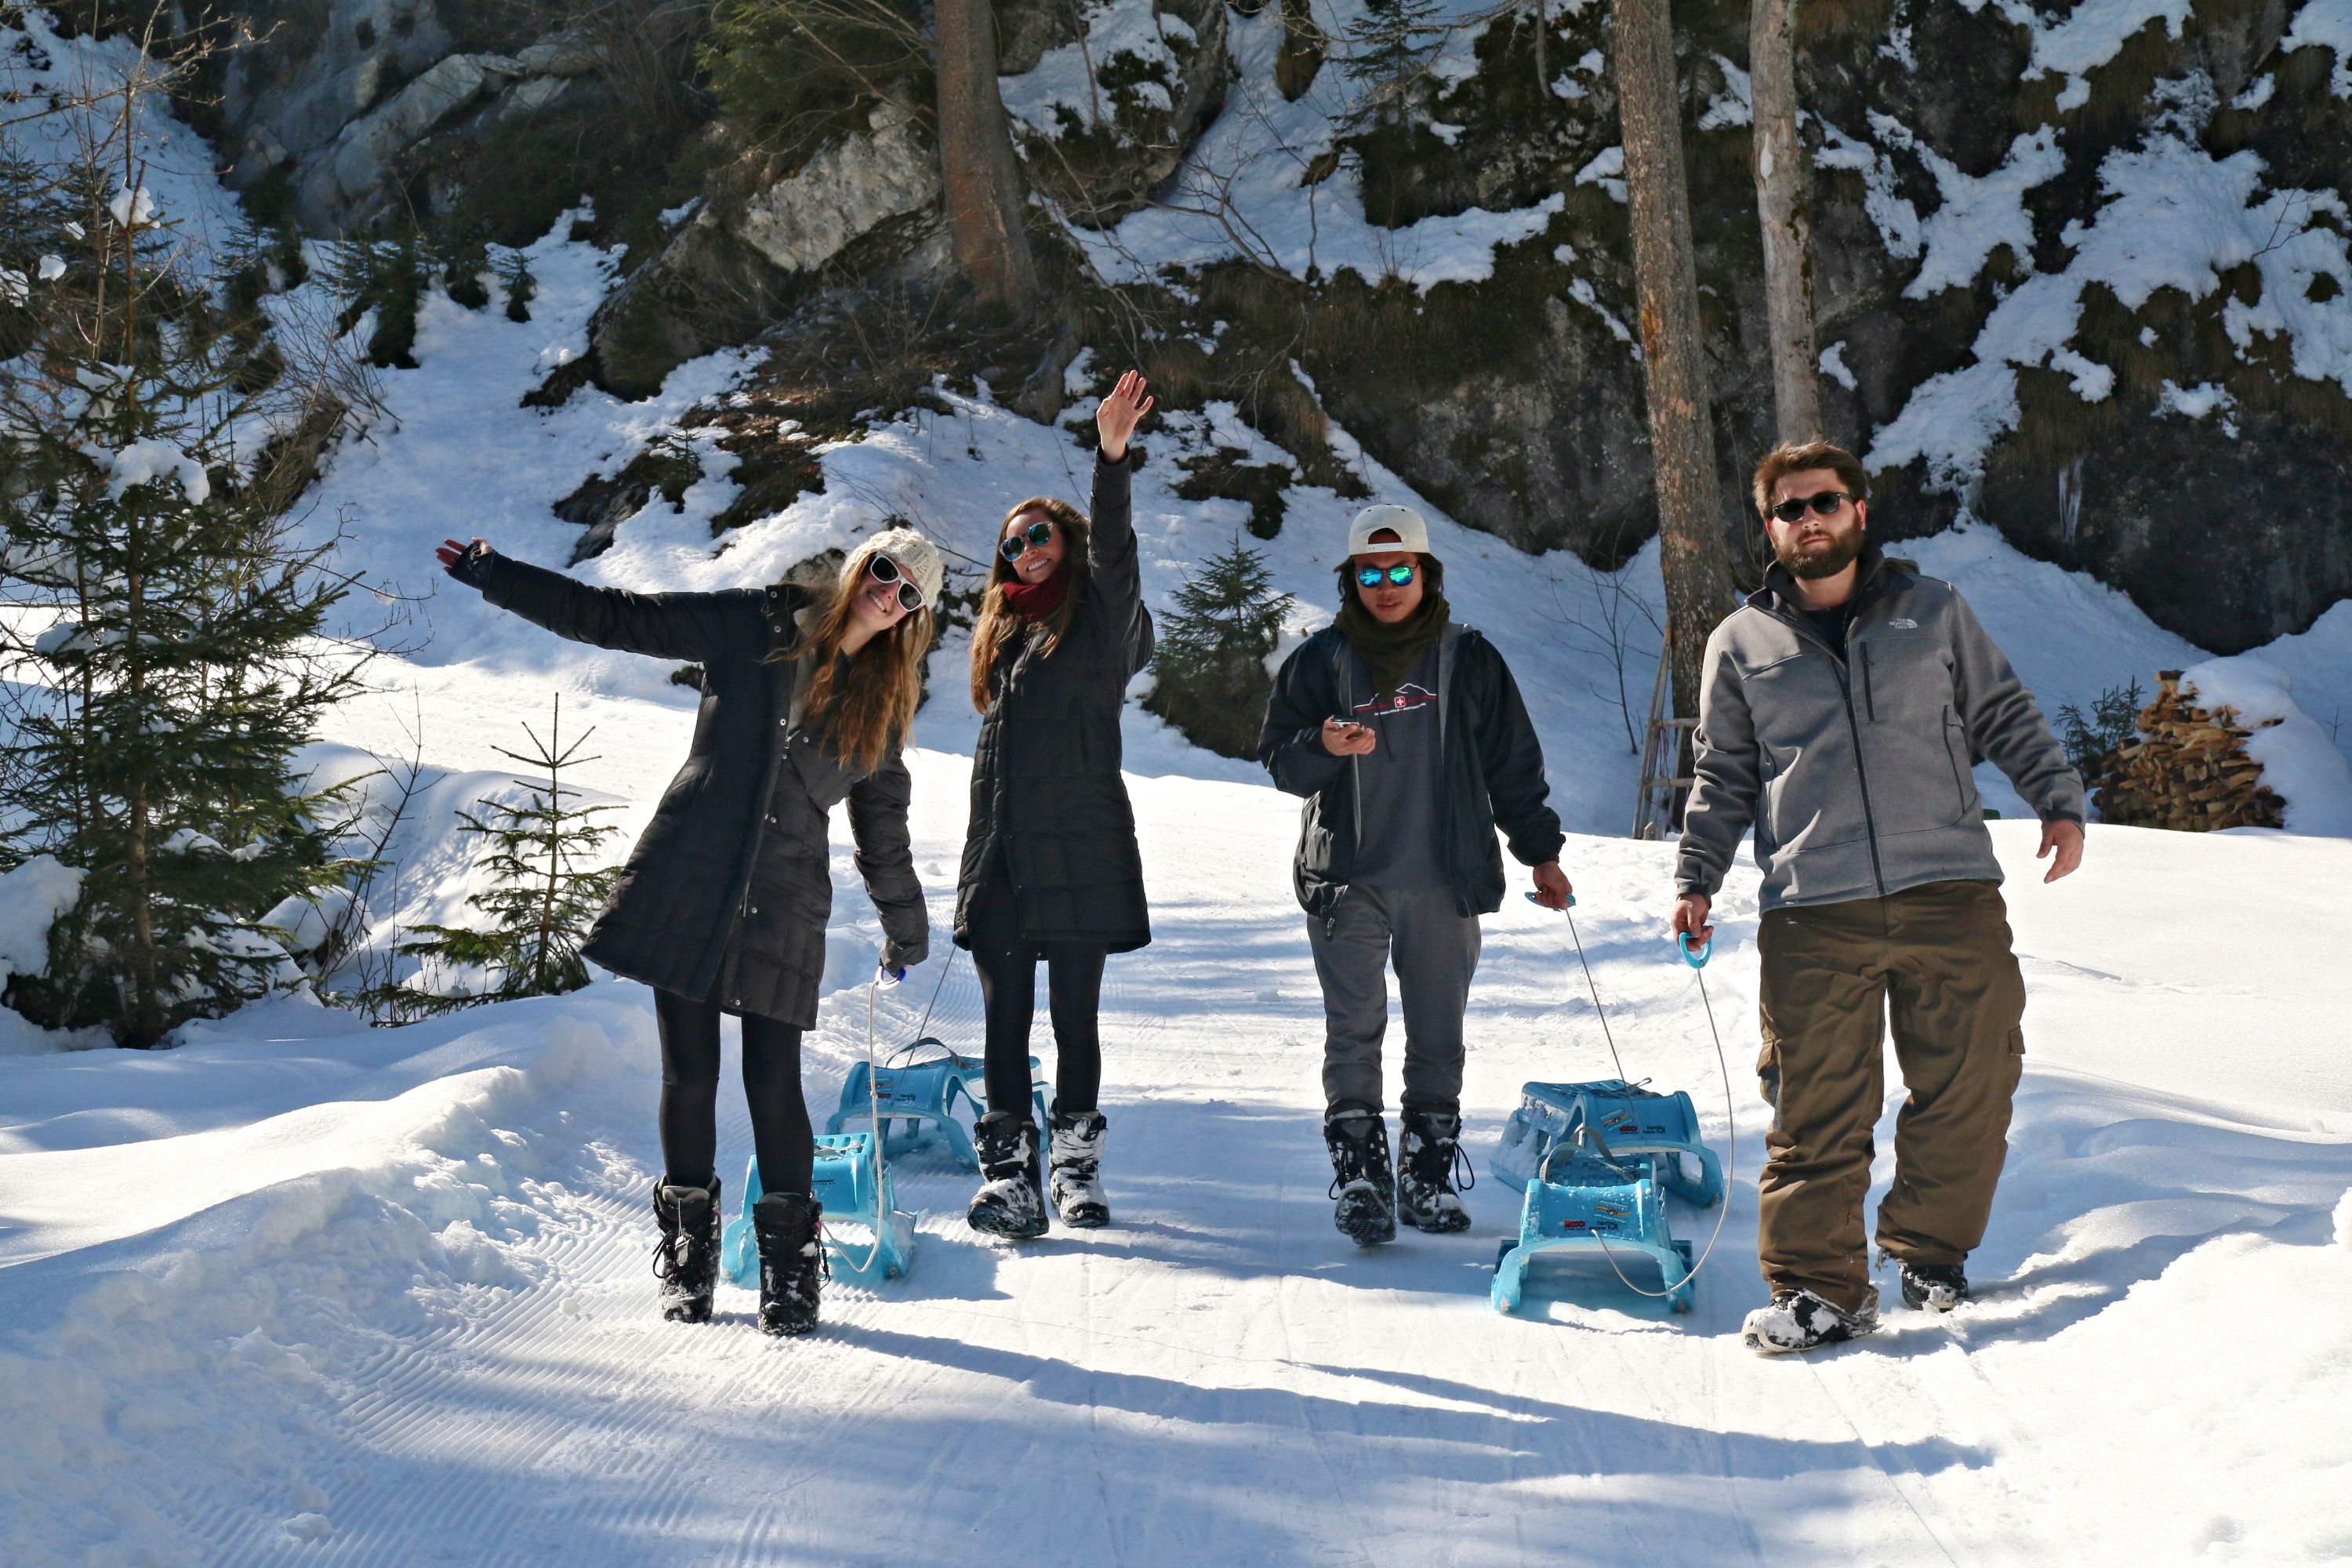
[5,736,2350,1566]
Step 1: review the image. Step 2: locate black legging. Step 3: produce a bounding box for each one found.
[972,944,1108,1119]
[654,988,815,1197]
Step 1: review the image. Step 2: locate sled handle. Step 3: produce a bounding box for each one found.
[1677,931,1711,969]
[1523,891,1578,910]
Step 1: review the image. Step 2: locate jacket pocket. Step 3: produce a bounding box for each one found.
[1943,707,1980,826]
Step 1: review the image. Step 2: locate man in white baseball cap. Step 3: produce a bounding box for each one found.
[1261,503,1573,1247]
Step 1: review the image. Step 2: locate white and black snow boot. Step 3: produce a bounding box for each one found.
[1742,1286,1880,1355]
[1899,1261,1969,1312]
[968,1109,1050,1240]
[1396,1109,1474,1234]
[1324,1105,1398,1247]
[751,1191,825,1338]
[1047,1103,1110,1229]
[652,1177,721,1324]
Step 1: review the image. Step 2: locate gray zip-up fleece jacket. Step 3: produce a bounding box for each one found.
[1675,544,2085,910]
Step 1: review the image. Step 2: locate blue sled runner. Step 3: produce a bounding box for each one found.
[1490,1080,1723,1315]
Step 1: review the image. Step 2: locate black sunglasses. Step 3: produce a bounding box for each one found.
[866,553,924,612]
[1000,519,1055,561]
[1356,563,1417,588]
[1769,491,1856,523]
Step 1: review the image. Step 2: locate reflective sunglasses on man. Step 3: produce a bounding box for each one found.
[1356,562,1417,588]
[866,553,924,612]
[1769,490,1857,524]
[1000,519,1055,561]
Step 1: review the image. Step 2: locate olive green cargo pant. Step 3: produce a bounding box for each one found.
[1755,879,2027,1313]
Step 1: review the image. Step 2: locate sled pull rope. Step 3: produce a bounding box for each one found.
[833,949,956,1277]
[1540,896,1738,1303]
[1532,892,1631,1086]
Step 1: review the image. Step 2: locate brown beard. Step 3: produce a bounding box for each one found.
[1776,525,1864,581]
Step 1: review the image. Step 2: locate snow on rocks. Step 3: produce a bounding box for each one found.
[1868,125,2352,492]
[0,856,93,1056]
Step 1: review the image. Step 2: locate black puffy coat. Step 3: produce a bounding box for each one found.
[470,555,928,1025]
[1261,620,1566,923]
[953,452,1154,951]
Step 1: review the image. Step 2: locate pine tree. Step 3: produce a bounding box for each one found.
[1341,0,1448,128]
[379,698,623,1017]
[1144,539,1295,760]
[0,69,369,1046]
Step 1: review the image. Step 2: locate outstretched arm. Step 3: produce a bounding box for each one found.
[437,537,769,664]
[1089,372,1155,674]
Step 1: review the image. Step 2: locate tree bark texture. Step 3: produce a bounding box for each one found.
[1749,0,1820,445]
[1610,0,1739,725]
[935,0,1040,314]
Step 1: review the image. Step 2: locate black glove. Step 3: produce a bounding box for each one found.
[444,540,496,590]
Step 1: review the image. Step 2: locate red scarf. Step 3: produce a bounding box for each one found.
[1000,568,1070,622]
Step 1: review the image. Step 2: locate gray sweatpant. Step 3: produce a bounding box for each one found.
[1308,884,1482,1116]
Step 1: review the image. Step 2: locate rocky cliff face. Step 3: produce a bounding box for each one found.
[1308,0,2352,652]
[126,0,2352,652]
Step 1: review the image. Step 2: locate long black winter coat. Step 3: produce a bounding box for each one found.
[953,452,1154,951]
[470,554,928,1026]
[1261,620,1566,923]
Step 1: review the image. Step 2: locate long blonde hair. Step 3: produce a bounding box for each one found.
[781,542,931,773]
[968,495,1091,712]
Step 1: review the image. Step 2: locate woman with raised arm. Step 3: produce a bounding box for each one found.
[434,528,942,1338]
[957,370,1156,1238]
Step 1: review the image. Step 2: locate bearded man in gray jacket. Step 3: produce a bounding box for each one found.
[1671,441,2086,1355]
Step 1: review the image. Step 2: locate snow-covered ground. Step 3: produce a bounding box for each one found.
[7,13,2352,1560]
[5,264,2352,1565]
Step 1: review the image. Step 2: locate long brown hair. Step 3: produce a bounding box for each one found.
[781,542,931,773]
[968,495,1091,712]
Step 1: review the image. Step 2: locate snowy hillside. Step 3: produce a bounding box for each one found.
[5,15,2352,1563]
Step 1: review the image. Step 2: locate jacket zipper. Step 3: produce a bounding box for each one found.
[1768,604,1889,899]
[1860,642,1876,722]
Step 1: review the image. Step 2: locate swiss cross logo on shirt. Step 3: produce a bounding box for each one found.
[1351,682,1436,723]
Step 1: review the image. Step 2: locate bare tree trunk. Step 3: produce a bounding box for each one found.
[1749,0,1819,443]
[935,0,1040,314]
[1610,0,1739,728]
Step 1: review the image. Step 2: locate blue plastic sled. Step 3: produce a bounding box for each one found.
[720,1132,918,1287]
[1490,1079,1724,1208]
[825,1042,1051,1171]
[1490,1082,1723,1315]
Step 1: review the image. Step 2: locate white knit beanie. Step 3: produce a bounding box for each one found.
[850,526,945,610]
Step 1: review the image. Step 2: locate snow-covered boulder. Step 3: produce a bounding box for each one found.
[1001,0,1231,228]
[0,855,88,1054]
[2176,657,2352,837]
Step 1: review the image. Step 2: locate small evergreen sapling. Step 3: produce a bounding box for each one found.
[1,78,369,1046]
[383,697,622,1016]
[1341,0,1449,127]
[2056,679,2146,807]
[1145,538,1295,760]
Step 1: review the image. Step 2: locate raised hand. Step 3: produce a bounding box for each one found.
[436,537,487,572]
[1094,369,1153,463]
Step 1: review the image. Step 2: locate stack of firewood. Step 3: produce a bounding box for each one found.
[2093,670,2285,830]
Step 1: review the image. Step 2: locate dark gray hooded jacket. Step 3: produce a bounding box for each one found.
[1675,546,2085,911]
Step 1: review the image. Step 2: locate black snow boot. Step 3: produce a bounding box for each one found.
[967,1109,1049,1240]
[1741,1287,1880,1355]
[1047,1103,1110,1229]
[1899,1260,1969,1312]
[1323,1105,1397,1247]
[1396,1109,1474,1234]
[751,1191,825,1338]
[652,1177,721,1324]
